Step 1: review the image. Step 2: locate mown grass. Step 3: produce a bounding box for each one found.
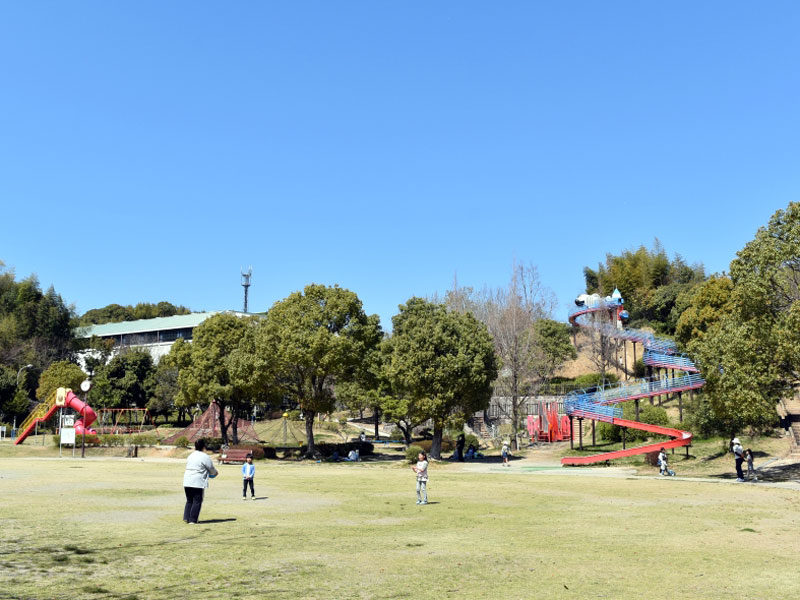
[1,453,799,599]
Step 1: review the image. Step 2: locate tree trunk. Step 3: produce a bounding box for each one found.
[231,408,240,445]
[396,422,412,447]
[511,396,520,451]
[430,422,444,459]
[215,400,230,445]
[304,410,317,458]
[374,407,380,440]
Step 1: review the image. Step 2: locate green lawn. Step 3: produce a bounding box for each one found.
[1,448,799,600]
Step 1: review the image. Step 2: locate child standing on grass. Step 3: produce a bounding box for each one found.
[412,451,428,505]
[502,441,510,467]
[745,449,758,482]
[242,454,255,500]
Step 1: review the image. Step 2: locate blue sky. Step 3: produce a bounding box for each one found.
[2,2,798,330]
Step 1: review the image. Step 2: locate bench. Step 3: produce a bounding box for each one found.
[219,449,251,464]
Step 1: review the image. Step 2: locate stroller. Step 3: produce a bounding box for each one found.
[657,450,675,477]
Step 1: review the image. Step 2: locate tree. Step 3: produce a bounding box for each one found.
[78,301,190,325]
[148,361,179,424]
[584,241,705,334]
[36,360,86,401]
[674,276,734,350]
[387,298,497,459]
[92,350,156,409]
[251,285,381,458]
[175,313,249,445]
[456,264,557,449]
[686,203,800,435]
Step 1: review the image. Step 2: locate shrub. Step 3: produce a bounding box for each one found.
[287,410,302,421]
[130,433,160,446]
[406,444,424,463]
[175,436,190,448]
[199,437,223,451]
[599,404,672,443]
[574,372,619,390]
[229,445,265,460]
[415,439,454,454]
[290,441,374,460]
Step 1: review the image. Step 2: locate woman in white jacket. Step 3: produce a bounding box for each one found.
[183,439,219,524]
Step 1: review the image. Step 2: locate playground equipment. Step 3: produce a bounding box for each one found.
[562,291,703,465]
[161,403,260,445]
[15,387,97,445]
[95,409,152,434]
[527,402,572,442]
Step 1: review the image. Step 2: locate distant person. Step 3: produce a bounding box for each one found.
[502,441,510,467]
[345,449,359,461]
[412,451,429,505]
[745,448,757,482]
[242,454,255,500]
[359,431,366,443]
[657,447,674,476]
[732,438,745,482]
[465,443,476,459]
[183,439,218,524]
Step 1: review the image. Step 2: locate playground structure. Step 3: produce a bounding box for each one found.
[561,291,704,465]
[526,401,572,442]
[15,387,98,445]
[94,409,153,434]
[161,403,260,445]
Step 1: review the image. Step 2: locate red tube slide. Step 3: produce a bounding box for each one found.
[65,390,97,435]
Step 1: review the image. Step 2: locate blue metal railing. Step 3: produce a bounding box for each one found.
[564,395,621,422]
[572,373,705,405]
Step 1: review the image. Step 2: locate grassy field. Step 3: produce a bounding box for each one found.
[1,445,799,600]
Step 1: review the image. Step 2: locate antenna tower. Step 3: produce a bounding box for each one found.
[241,267,252,313]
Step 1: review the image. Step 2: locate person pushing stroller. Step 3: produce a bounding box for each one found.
[657,447,675,477]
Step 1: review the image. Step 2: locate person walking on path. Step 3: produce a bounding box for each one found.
[732,438,745,482]
[183,439,219,524]
[745,448,758,482]
[502,440,511,467]
[412,451,429,505]
[242,454,256,500]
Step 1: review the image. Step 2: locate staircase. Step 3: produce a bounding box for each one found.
[778,396,800,455]
[470,414,492,440]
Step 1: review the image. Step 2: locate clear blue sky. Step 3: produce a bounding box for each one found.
[2,2,798,330]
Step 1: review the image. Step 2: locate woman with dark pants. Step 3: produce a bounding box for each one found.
[183,439,219,524]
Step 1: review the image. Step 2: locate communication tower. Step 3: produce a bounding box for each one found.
[241,267,252,313]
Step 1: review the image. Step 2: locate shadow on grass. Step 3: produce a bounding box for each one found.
[198,518,237,524]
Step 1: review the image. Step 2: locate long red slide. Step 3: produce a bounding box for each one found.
[14,388,97,445]
[561,292,701,465]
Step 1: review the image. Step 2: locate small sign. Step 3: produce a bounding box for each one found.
[61,428,76,444]
[61,415,75,427]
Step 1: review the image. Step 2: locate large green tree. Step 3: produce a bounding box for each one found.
[686,203,800,435]
[36,360,87,401]
[175,313,250,445]
[92,350,156,409]
[245,284,381,458]
[387,298,497,459]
